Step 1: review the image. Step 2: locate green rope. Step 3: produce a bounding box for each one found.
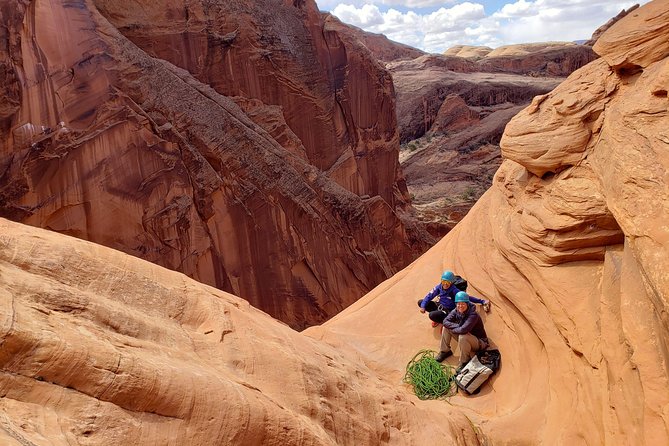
[403,350,455,400]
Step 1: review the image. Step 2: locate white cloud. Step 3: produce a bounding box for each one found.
[380,0,457,7]
[327,0,651,53]
[332,4,384,27]
[423,3,486,33]
[495,0,534,18]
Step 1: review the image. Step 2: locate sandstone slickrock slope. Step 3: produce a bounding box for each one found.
[1,2,668,445]
[0,0,427,329]
[0,217,481,445]
[311,1,669,444]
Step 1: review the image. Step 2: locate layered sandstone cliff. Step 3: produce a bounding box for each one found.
[312,1,669,444]
[0,0,426,329]
[0,2,667,445]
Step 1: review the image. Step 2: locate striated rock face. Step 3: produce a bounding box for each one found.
[314,2,669,444]
[478,44,597,77]
[0,217,481,445]
[0,0,426,330]
[390,58,561,144]
[92,0,403,206]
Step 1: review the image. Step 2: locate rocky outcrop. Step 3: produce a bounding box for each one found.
[323,14,426,62]
[314,2,669,444]
[478,44,597,77]
[390,57,562,236]
[443,45,492,59]
[0,0,426,330]
[0,217,480,445]
[585,4,641,46]
[0,4,667,445]
[392,63,560,144]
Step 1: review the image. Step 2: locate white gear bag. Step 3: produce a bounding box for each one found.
[455,349,500,395]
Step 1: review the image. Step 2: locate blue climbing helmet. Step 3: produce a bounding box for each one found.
[455,291,470,303]
[441,270,455,282]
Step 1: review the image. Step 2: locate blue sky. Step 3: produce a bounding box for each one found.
[318,0,651,53]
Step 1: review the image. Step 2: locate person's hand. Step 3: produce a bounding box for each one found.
[420,308,426,313]
[483,301,491,313]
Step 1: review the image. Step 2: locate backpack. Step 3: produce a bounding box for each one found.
[453,275,468,292]
[455,349,501,395]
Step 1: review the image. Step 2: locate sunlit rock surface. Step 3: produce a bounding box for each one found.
[312,2,669,444]
[0,217,480,445]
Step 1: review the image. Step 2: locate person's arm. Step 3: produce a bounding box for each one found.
[442,309,459,330]
[420,285,440,309]
[451,311,480,335]
[468,295,486,305]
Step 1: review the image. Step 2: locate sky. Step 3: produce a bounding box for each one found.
[318,0,652,54]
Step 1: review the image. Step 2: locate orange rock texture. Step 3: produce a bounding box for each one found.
[0,217,481,445]
[1,1,667,446]
[0,0,426,329]
[314,1,669,444]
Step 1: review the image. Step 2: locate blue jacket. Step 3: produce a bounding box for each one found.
[420,283,485,312]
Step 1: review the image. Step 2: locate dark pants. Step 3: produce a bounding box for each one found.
[417,300,450,324]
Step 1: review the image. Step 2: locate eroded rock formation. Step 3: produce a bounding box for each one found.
[443,45,492,59]
[0,0,427,329]
[393,40,600,237]
[394,41,599,237]
[0,217,480,445]
[312,2,669,444]
[0,2,667,445]
[322,14,426,62]
[585,4,641,46]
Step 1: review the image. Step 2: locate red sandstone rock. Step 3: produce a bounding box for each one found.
[313,4,669,445]
[0,3,667,445]
[0,0,427,329]
[0,217,480,445]
[430,94,481,134]
[323,13,426,62]
[593,0,669,72]
[479,44,597,77]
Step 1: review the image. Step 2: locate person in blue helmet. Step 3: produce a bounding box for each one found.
[417,270,488,326]
[435,291,489,372]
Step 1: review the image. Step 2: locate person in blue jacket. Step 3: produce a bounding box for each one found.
[417,270,488,326]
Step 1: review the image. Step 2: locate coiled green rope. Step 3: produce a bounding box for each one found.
[403,350,455,400]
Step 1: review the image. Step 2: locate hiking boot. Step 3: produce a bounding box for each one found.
[435,351,452,363]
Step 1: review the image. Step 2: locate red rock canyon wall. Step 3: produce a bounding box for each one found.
[0,0,425,330]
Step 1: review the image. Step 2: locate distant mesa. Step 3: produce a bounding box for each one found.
[443,45,492,59]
